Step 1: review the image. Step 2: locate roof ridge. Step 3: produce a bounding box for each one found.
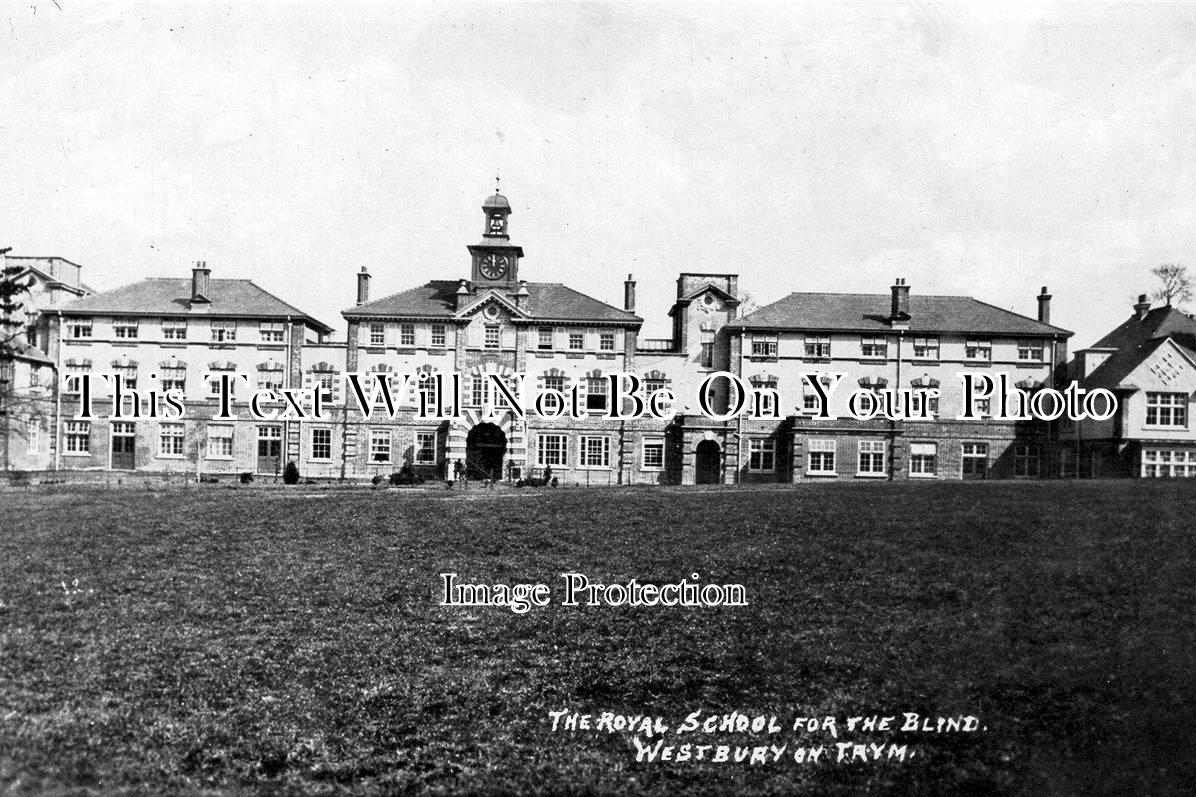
[239,279,333,329]
[966,297,1071,333]
[533,282,639,316]
[773,290,979,299]
[350,281,451,311]
[7,255,84,264]
[59,275,334,334]
[74,276,155,293]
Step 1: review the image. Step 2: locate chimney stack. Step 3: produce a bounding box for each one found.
[624,273,636,313]
[356,266,371,306]
[1134,293,1152,321]
[890,277,910,320]
[1037,286,1052,324]
[191,261,211,303]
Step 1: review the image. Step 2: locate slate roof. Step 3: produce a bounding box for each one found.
[1082,306,1196,390]
[60,278,334,334]
[8,256,95,294]
[726,292,1071,336]
[1,341,54,366]
[1089,305,1196,351]
[345,281,641,324]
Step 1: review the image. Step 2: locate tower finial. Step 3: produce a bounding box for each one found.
[495,173,501,193]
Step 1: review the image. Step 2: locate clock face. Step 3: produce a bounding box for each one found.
[479,254,508,279]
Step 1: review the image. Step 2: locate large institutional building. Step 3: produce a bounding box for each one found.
[1067,296,1196,478]
[3,188,1133,484]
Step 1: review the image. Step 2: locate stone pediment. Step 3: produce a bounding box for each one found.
[454,290,528,321]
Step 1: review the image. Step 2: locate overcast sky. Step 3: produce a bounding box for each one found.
[4,2,1195,347]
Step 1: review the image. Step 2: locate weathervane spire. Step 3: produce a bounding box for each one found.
[495,173,501,194]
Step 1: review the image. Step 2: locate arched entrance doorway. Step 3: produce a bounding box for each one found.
[466,422,507,482]
[695,439,722,484]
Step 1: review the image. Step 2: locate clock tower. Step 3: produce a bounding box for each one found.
[467,187,524,287]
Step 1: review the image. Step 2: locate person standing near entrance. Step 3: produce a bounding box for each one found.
[453,459,467,489]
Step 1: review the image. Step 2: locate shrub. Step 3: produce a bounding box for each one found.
[390,465,424,486]
[283,461,300,485]
[371,474,384,486]
[239,472,254,485]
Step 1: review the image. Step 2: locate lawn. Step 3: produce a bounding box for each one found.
[0,481,1192,795]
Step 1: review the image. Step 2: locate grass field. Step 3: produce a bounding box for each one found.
[0,481,1193,795]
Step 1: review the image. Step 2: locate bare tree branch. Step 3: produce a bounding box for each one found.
[1150,263,1192,308]
[1,256,46,468]
[736,291,760,318]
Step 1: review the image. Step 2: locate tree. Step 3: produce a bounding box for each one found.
[1151,263,1192,308]
[0,248,40,471]
[0,249,31,345]
[736,291,760,318]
